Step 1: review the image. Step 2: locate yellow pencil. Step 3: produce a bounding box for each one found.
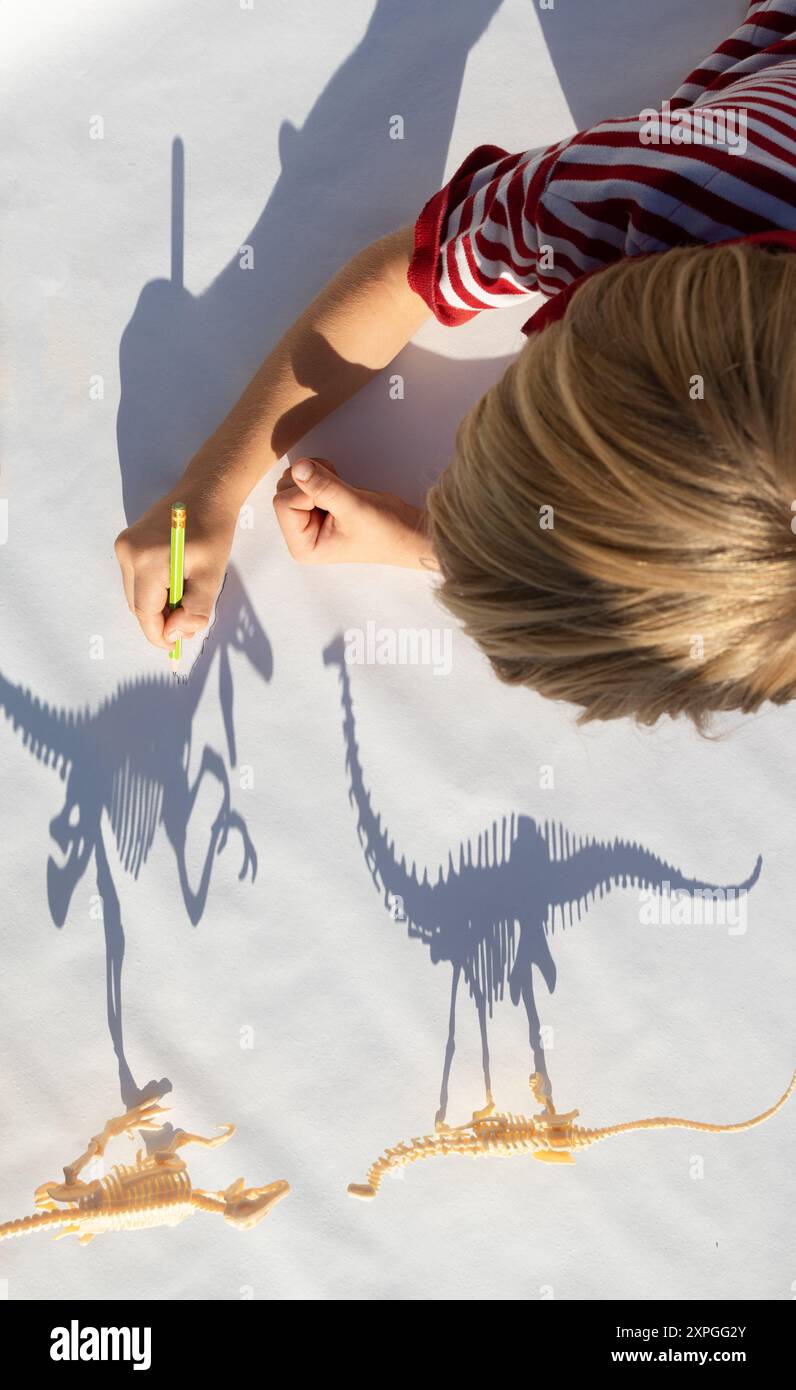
[168,503,186,673]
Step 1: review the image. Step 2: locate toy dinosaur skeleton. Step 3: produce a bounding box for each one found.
[0,1099,288,1243]
[348,1070,796,1199]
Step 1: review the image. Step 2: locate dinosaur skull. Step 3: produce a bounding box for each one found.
[47,777,96,926]
[222,1179,289,1229]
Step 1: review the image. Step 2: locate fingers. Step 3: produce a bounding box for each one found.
[131,565,171,649]
[273,457,370,562]
[289,457,355,517]
[115,532,218,649]
[273,476,323,560]
[274,476,314,510]
[163,568,219,644]
[274,458,339,495]
[115,532,170,649]
[273,458,343,561]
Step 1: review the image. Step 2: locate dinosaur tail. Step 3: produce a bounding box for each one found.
[0,1207,81,1242]
[572,1069,796,1149]
[348,1128,479,1200]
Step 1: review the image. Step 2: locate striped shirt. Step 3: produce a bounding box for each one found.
[407,0,796,335]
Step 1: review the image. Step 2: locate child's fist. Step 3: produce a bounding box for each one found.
[273,457,436,570]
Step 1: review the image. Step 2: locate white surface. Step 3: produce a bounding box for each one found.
[2,0,793,1302]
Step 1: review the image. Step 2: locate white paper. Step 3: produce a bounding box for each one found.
[2,0,792,1301]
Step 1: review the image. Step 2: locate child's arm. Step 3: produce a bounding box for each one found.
[114,224,432,648]
[183,224,430,508]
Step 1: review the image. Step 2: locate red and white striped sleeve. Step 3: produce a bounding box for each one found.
[406,0,796,333]
[406,139,575,326]
[670,0,796,109]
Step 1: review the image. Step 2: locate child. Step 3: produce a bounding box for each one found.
[114,1,796,727]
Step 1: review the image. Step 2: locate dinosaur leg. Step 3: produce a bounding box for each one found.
[520,975,553,1097]
[195,746,257,883]
[34,1098,168,1205]
[530,1071,555,1114]
[528,1069,579,1153]
[471,980,495,1122]
[152,1123,235,1168]
[95,827,169,1108]
[166,746,256,925]
[165,748,230,924]
[94,828,138,1107]
[435,963,461,1132]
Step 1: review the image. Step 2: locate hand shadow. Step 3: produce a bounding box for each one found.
[534,0,745,130]
[116,0,511,527]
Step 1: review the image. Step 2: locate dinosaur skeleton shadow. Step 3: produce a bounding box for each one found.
[324,638,763,1124]
[0,567,271,1107]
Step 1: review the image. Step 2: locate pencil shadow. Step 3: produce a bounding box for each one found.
[324,638,763,1120]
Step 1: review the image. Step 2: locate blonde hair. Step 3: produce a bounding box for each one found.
[426,241,796,728]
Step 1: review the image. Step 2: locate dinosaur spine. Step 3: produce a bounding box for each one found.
[0,1208,80,1241]
[349,1070,796,1198]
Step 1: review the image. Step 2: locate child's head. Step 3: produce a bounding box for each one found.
[427,241,796,729]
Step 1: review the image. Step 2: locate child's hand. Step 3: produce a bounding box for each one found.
[114,482,239,649]
[273,457,436,570]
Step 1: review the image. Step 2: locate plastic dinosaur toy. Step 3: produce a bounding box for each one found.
[348,1070,796,1199]
[0,1099,289,1244]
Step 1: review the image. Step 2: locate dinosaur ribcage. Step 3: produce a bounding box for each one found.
[465,916,518,1008]
[78,1163,193,1231]
[109,760,163,877]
